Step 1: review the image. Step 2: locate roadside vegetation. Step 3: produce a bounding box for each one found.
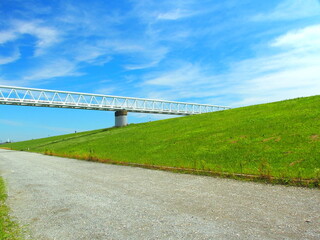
[2,95,320,187]
[0,177,25,239]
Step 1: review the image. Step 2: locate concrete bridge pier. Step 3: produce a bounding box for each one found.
[115,110,128,127]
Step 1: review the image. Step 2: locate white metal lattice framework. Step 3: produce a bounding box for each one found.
[0,85,230,115]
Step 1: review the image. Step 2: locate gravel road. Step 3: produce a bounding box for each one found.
[0,149,319,240]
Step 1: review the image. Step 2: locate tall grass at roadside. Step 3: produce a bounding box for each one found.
[0,177,25,240]
[3,95,320,187]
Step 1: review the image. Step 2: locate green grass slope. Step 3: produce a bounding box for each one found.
[3,96,320,186]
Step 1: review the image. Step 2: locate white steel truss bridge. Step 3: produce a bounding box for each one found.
[0,85,230,115]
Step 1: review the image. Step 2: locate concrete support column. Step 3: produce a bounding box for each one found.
[115,110,128,127]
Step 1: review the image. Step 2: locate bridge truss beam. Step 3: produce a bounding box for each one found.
[0,85,230,117]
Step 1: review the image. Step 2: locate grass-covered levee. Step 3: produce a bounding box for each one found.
[3,95,320,187]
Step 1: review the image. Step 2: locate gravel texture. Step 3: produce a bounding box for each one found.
[0,149,319,240]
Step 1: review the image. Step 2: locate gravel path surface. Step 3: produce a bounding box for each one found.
[0,149,319,240]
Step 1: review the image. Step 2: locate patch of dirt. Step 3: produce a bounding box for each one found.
[290,159,304,166]
[31,217,40,222]
[283,151,293,155]
[52,208,70,214]
[262,137,281,142]
[275,137,281,142]
[310,135,319,141]
[230,136,246,144]
[0,147,11,150]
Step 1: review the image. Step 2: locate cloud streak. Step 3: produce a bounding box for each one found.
[23,59,82,82]
[252,0,320,21]
[141,23,320,107]
[14,20,61,56]
[1,0,319,108]
[0,48,20,65]
[157,8,200,20]
[0,119,24,127]
[0,20,61,56]
[0,31,18,44]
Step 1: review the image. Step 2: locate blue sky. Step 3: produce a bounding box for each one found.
[1,0,320,141]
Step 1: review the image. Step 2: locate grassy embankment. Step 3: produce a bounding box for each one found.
[3,95,320,187]
[0,177,25,239]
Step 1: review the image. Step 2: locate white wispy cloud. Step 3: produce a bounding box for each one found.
[0,31,18,44]
[0,0,216,86]
[124,62,159,71]
[231,24,320,106]
[82,39,170,70]
[131,0,212,23]
[0,119,24,127]
[271,24,320,50]
[145,63,206,87]
[23,59,82,82]
[94,86,117,95]
[48,3,172,71]
[141,23,320,107]
[57,1,124,36]
[3,0,318,105]
[157,8,199,20]
[73,44,112,65]
[13,20,61,56]
[142,63,227,102]
[0,78,15,85]
[253,0,320,21]
[0,20,61,59]
[123,47,168,70]
[0,49,20,65]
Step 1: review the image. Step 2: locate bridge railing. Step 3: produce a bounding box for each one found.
[0,85,230,115]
